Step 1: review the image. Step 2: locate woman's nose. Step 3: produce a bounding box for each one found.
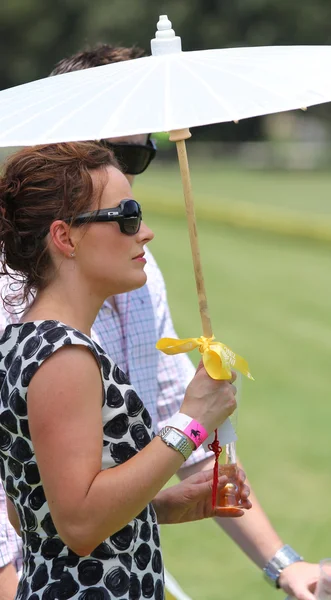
[138,221,154,243]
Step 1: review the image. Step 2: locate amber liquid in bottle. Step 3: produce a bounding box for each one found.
[216,463,242,514]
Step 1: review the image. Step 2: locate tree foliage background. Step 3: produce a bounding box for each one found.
[1,0,331,141]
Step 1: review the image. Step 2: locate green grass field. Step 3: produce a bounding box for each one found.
[135,159,331,243]
[137,157,331,215]
[135,161,331,599]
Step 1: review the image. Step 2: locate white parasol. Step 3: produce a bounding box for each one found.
[0,18,331,144]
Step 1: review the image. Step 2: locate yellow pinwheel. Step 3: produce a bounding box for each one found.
[156,335,253,381]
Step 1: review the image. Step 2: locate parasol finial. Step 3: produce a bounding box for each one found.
[151,15,182,56]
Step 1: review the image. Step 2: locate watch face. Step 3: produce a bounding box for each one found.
[159,427,192,461]
[165,429,183,445]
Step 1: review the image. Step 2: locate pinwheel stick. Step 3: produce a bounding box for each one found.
[168,128,213,339]
[167,129,245,514]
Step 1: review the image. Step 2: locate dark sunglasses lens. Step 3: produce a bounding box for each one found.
[112,144,154,175]
[122,200,142,234]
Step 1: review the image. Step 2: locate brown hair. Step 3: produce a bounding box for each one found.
[0,142,118,308]
[50,44,146,76]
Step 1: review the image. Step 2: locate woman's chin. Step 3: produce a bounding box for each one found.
[107,272,148,296]
[129,271,148,291]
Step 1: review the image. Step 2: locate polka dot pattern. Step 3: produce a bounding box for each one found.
[0,322,164,599]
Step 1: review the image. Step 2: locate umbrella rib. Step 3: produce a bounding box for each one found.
[47,59,162,138]
[0,63,127,123]
[97,59,161,137]
[184,45,329,67]
[0,60,155,138]
[183,53,323,106]
[177,59,242,122]
[164,59,172,128]
[185,50,297,78]
[0,88,85,128]
[45,64,156,139]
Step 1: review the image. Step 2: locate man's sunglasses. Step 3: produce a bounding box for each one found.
[101,137,157,175]
[67,199,142,236]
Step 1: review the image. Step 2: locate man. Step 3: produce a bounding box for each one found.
[0,43,319,600]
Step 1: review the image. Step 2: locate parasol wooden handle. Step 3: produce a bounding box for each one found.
[169,128,213,338]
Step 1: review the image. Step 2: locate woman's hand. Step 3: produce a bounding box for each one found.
[180,366,237,434]
[153,467,251,524]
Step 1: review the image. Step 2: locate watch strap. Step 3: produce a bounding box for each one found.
[158,426,193,461]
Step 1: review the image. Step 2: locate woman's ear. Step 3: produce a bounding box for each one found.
[49,220,76,259]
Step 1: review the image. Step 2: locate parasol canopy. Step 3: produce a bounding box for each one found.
[0,15,331,145]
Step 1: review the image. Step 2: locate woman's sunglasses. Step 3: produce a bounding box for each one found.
[100,137,157,175]
[68,199,142,236]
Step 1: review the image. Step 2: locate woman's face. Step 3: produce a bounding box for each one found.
[71,165,154,297]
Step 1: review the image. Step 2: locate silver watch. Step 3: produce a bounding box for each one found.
[158,426,193,461]
[263,545,304,588]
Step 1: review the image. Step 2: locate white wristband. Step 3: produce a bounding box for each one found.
[164,413,208,448]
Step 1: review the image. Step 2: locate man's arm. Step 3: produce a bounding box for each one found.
[0,485,19,600]
[150,252,319,598]
[179,456,283,565]
[6,500,20,538]
[0,563,18,600]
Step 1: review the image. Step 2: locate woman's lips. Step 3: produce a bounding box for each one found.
[133,252,146,262]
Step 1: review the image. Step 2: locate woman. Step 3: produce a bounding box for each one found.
[0,142,250,600]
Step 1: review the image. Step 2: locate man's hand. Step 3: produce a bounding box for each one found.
[278,561,320,600]
[153,467,251,525]
[0,563,18,600]
[6,499,21,538]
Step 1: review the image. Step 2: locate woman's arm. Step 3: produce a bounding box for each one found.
[28,345,185,556]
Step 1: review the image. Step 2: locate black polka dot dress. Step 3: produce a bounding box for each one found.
[0,321,164,600]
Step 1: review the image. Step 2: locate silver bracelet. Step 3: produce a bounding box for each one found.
[263,545,304,588]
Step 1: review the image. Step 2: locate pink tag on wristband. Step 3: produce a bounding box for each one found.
[182,420,208,447]
[165,413,208,448]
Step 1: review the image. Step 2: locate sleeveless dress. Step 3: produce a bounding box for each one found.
[0,320,164,600]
